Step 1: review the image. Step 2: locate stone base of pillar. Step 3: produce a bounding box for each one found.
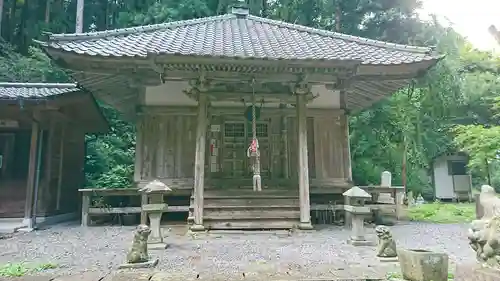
[190,224,205,232]
[347,238,375,246]
[148,242,169,250]
[298,222,313,230]
[378,257,398,263]
[118,258,159,269]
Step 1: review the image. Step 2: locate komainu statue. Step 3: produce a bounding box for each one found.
[126,224,151,264]
[468,185,500,268]
[375,225,397,258]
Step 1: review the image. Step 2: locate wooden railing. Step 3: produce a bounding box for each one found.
[79,188,189,227]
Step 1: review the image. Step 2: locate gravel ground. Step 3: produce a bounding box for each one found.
[0,221,475,278]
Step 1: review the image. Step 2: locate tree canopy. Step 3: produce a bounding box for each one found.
[1,0,499,193]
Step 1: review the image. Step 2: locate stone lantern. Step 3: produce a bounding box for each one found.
[139,180,171,249]
[343,186,375,246]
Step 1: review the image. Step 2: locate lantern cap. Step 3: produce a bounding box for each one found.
[343,186,371,198]
[139,179,172,193]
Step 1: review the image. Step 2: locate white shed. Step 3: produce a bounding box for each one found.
[431,152,472,201]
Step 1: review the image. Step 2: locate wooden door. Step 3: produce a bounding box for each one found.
[222,119,270,178]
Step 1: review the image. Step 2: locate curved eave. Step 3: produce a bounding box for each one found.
[39,43,441,67]
[39,44,443,114]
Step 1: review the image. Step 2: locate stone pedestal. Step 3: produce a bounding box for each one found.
[455,263,500,281]
[142,194,169,250]
[345,205,374,246]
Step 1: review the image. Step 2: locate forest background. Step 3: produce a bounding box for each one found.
[1,0,499,197]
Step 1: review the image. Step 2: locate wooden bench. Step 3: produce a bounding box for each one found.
[79,188,189,227]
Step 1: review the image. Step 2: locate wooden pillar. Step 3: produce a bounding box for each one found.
[23,121,39,227]
[56,125,66,211]
[81,191,90,227]
[296,94,313,230]
[134,117,143,182]
[191,94,208,231]
[342,114,352,182]
[280,106,289,179]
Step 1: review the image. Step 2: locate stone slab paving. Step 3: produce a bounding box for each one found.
[5,271,389,281]
[0,222,474,279]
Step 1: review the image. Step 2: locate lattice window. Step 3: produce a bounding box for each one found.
[224,122,245,138]
[247,123,268,138]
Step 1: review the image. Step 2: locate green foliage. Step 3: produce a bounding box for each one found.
[0,262,57,277]
[0,40,68,83]
[453,125,500,170]
[407,202,475,223]
[84,104,135,188]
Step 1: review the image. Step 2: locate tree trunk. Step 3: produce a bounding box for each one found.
[335,0,341,32]
[7,0,18,42]
[45,0,51,24]
[402,136,408,195]
[75,0,84,32]
[0,0,4,38]
[261,0,267,17]
[17,0,30,54]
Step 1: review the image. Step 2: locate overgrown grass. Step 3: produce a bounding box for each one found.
[0,262,57,277]
[407,202,475,223]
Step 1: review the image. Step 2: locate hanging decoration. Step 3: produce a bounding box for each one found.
[246,78,262,192]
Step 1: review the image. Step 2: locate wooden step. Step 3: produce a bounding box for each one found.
[203,218,299,230]
[201,205,299,210]
[204,209,300,219]
[192,198,300,206]
[203,189,299,197]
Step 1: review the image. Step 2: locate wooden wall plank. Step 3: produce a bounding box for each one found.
[137,106,348,188]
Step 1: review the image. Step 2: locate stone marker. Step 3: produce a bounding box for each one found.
[343,186,375,246]
[118,224,159,269]
[139,180,172,250]
[374,225,398,262]
[380,171,392,187]
[397,248,448,281]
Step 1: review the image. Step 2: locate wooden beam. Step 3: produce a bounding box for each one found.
[139,106,345,117]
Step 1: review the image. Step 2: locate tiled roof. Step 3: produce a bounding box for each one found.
[0,83,79,100]
[41,12,438,65]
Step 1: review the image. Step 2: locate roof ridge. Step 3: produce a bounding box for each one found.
[48,14,235,41]
[247,15,434,54]
[0,82,78,88]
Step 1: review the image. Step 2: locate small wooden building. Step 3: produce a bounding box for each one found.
[0,83,107,230]
[39,5,441,230]
[431,152,472,201]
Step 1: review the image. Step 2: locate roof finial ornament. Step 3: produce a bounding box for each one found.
[230,0,249,17]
